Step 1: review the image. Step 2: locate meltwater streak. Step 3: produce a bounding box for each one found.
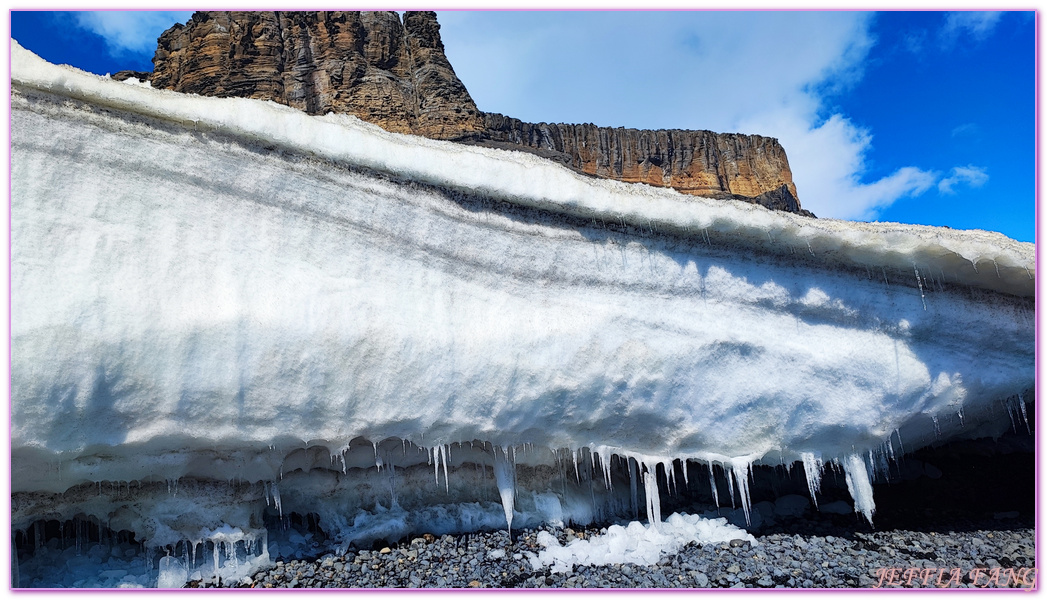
[10,41,1035,586]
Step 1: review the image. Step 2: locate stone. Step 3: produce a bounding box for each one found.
[773,494,810,518]
[111,70,152,82]
[754,501,777,522]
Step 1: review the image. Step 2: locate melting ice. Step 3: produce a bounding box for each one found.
[9,41,1035,587]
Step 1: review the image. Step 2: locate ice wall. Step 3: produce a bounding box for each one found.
[10,41,1035,584]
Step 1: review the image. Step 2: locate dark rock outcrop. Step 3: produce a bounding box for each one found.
[147,10,484,140]
[478,113,799,208]
[111,70,151,81]
[138,10,807,214]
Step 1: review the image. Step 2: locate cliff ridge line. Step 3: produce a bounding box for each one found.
[115,10,808,215]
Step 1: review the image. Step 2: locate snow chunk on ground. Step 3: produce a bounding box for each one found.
[534,513,756,573]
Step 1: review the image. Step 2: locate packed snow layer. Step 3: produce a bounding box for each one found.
[9,42,1035,584]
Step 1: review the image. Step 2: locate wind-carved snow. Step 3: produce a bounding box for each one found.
[9,41,1035,587]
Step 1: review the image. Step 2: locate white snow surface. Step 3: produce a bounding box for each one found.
[9,42,1035,586]
[534,513,756,573]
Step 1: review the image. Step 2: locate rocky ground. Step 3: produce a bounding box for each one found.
[197,513,1036,589]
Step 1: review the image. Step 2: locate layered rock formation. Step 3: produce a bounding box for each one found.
[143,11,484,140]
[119,10,806,214]
[478,113,801,211]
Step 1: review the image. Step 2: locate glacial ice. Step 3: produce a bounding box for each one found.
[9,41,1035,587]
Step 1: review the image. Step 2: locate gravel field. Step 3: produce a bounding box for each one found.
[199,515,1036,589]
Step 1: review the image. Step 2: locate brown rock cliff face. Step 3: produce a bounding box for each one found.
[135,11,806,214]
[480,113,799,206]
[148,11,484,139]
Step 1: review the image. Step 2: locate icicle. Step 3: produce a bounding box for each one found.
[707,460,720,508]
[212,542,219,579]
[1006,398,1019,432]
[1025,266,1033,279]
[492,446,516,535]
[432,447,439,486]
[642,466,662,530]
[1017,394,1031,434]
[993,260,1001,278]
[572,449,580,483]
[731,461,753,527]
[870,447,888,482]
[725,464,736,509]
[263,481,270,506]
[884,437,895,464]
[842,453,876,525]
[665,460,676,496]
[914,264,927,310]
[441,444,450,493]
[600,447,613,490]
[931,414,941,438]
[271,482,282,518]
[800,452,823,508]
[680,458,689,487]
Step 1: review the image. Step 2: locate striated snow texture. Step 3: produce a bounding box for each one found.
[9,41,1034,587]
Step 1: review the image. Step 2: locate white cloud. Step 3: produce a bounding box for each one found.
[440,11,939,221]
[938,165,989,194]
[940,11,1003,42]
[74,11,192,56]
[738,111,937,220]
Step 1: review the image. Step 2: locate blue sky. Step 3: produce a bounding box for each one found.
[10,9,1036,242]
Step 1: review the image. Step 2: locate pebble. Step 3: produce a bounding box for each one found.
[207,516,1034,589]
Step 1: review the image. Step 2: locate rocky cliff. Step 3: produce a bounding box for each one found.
[478,113,801,212]
[142,11,485,140]
[119,10,806,214]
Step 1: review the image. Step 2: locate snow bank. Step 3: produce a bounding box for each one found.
[11,41,1033,297]
[10,41,1035,587]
